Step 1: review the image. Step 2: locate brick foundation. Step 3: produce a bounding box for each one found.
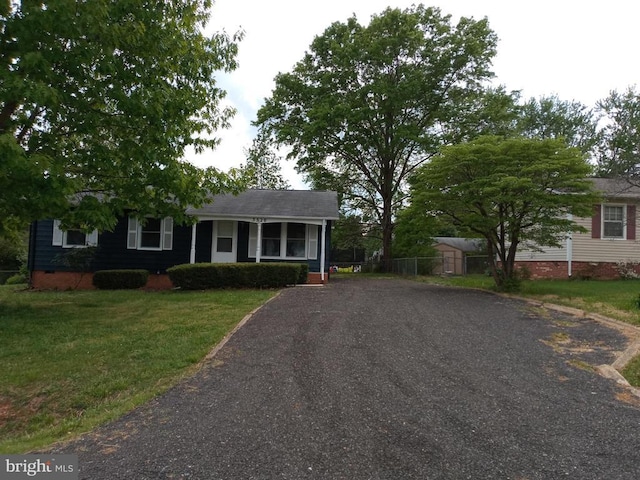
[306,272,330,285]
[30,271,174,290]
[515,261,629,280]
[30,270,329,290]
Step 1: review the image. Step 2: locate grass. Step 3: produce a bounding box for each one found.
[0,285,276,453]
[419,274,640,326]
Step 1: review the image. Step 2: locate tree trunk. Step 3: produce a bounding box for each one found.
[381,196,393,273]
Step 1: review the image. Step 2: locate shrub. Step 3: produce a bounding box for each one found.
[297,263,309,284]
[615,260,640,280]
[93,269,149,290]
[5,273,27,285]
[167,263,305,290]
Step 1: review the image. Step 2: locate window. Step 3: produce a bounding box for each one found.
[249,222,319,259]
[127,216,173,250]
[65,230,87,247]
[216,221,234,253]
[140,218,162,249]
[603,205,625,238]
[262,223,281,257]
[286,223,306,258]
[52,220,98,248]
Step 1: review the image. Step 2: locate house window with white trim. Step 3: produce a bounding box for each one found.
[262,223,282,257]
[249,222,319,259]
[286,223,306,258]
[216,220,234,253]
[127,216,173,250]
[603,205,625,239]
[52,220,98,248]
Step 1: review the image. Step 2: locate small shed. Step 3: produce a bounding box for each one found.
[432,237,485,275]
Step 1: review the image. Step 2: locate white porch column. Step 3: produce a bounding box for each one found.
[190,223,197,264]
[256,221,263,263]
[320,219,327,282]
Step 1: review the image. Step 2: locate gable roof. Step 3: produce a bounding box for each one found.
[187,189,340,221]
[433,237,484,253]
[591,177,640,199]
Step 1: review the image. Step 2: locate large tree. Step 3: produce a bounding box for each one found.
[517,94,598,155]
[409,136,600,290]
[242,131,290,190]
[0,0,242,234]
[595,86,640,179]
[255,4,498,271]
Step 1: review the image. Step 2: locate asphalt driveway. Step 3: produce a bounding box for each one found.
[53,277,640,479]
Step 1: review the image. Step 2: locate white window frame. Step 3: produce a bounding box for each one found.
[52,220,98,248]
[248,222,318,260]
[127,216,173,251]
[602,204,626,240]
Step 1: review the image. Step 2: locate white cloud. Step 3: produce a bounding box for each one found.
[189,0,640,189]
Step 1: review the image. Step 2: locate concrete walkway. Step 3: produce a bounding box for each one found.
[53,278,640,479]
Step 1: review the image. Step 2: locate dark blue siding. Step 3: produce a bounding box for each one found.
[30,218,332,274]
[30,218,192,273]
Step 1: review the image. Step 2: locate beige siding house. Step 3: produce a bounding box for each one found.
[514,178,640,279]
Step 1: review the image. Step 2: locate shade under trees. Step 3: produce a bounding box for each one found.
[0,0,243,235]
[255,4,498,271]
[409,136,600,290]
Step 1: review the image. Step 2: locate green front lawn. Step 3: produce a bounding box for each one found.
[421,275,640,326]
[0,285,276,453]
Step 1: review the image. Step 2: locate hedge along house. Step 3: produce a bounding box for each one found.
[513,178,640,279]
[28,189,339,289]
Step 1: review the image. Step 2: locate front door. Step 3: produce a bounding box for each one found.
[212,220,237,263]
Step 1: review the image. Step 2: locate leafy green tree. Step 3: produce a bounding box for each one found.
[409,136,600,290]
[517,95,598,155]
[392,207,452,258]
[242,132,290,190]
[255,4,498,271]
[0,0,243,234]
[595,86,640,179]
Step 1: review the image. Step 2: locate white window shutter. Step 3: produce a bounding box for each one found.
[307,225,318,260]
[162,217,173,250]
[127,217,138,249]
[52,220,63,246]
[248,223,257,258]
[87,229,99,246]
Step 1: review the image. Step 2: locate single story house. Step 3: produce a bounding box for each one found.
[432,237,485,275]
[27,189,339,289]
[514,177,640,279]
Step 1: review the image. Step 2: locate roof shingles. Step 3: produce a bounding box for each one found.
[187,190,339,220]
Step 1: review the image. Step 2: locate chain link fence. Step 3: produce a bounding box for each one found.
[330,254,489,276]
[392,254,489,276]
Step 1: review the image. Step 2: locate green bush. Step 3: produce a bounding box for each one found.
[93,269,149,290]
[167,263,306,290]
[5,273,27,285]
[297,263,309,284]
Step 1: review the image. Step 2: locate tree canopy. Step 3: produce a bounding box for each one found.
[595,86,640,179]
[409,136,600,290]
[255,4,498,271]
[0,0,243,234]
[241,131,290,190]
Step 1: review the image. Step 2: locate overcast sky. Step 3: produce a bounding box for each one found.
[189,0,640,188]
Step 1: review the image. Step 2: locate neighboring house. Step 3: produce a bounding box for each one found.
[432,237,485,275]
[514,178,640,279]
[28,189,339,289]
